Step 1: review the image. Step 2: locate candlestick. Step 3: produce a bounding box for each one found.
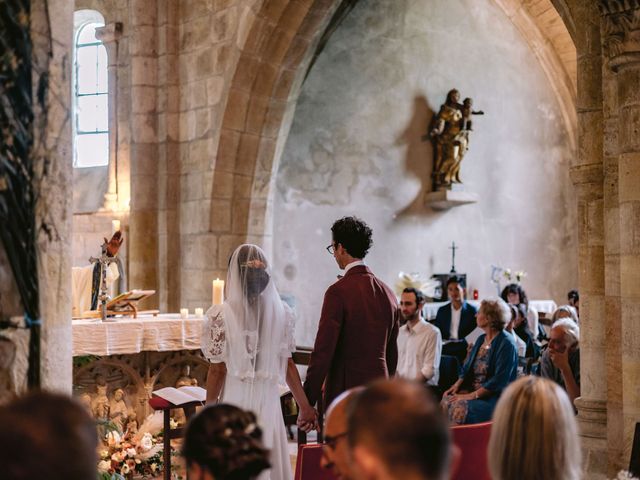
[212,279,224,305]
[195,308,204,317]
[180,308,189,319]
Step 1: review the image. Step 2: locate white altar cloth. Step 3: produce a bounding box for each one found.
[422,299,558,320]
[72,314,204,356]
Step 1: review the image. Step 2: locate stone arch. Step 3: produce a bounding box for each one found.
[211,0,579,260]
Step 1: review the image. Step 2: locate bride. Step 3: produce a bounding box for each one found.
[202,244,317,480]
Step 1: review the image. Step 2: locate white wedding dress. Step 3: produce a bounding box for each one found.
[202,245,295,480]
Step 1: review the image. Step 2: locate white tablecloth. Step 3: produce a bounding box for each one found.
[72,314,204,356]
[423,299,558,320]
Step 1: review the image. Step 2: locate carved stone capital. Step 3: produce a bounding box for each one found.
[599,1,640,71]
[95,22,123,46]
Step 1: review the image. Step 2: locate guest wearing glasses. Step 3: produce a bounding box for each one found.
[305,216,399,410]
[320,388,363,480]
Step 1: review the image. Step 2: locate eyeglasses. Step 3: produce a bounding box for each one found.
[326,244,336,255]
[324,431,348,450]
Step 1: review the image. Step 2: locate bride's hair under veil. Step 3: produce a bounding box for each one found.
[223,244,292,385]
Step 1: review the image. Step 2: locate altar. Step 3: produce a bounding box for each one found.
[72,314,209,428]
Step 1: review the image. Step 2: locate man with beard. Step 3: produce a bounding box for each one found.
[396,288,442,386]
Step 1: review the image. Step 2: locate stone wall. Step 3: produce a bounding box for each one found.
[272,0,578,345]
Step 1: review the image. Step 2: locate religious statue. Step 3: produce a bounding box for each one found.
[109,388,129,432]
[175,364,198,388]
[79,392,93,416]
[425,89,483,190]
[125,411,138,438]
[92,383,110,421]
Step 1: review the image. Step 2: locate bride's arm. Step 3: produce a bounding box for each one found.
[206,362,227,404]
[286,358,317,431]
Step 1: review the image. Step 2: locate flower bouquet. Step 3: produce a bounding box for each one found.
[97,413,179,479]
[394,272,440,300]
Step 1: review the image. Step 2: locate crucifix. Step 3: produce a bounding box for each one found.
[89,244,118,322]
[449,241,458,273]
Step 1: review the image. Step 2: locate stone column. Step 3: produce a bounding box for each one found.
[32,0,74,392]
[599,0,640,468]
[95,22,123,212]
[127,0,159,308]
[570,3,608,478]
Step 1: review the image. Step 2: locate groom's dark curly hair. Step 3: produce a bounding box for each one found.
[331,216,373,259]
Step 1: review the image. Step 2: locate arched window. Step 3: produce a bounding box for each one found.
[73,11,108,168]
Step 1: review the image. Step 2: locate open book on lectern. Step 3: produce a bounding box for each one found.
[152,386,206,406]
[107,289,156,310]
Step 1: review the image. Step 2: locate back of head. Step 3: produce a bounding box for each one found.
[183,404,270,480]
[348,379,450,480]
[489,376,581,480]
[230,244,271,300]
[331,216,373,259]
[0,391,97,480]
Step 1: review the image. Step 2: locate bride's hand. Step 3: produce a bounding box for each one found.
[297,405,318,432]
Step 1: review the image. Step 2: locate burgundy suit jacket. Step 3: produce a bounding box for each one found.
[304,265,399,409]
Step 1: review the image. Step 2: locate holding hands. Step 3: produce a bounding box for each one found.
[296,405,319,433]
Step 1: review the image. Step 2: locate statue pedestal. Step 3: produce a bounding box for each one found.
[425,190,478,211]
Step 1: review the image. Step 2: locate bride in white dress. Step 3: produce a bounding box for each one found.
[201,244,317,480]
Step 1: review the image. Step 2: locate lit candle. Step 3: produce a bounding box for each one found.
[195,308,204,317]
[212,279,224,305]
[112,219,121,233]
[180,308,189,319]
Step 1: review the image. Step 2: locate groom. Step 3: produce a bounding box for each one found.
[303,217,399,414]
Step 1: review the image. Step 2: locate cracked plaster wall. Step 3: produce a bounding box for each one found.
[273,0,577,345]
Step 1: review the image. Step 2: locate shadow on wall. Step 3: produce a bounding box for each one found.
[394,95,435,217]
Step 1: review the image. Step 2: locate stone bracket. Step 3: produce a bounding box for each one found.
[425,190,478,211]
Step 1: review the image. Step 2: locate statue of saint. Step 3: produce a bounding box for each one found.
[109,388,129,432]
[92,383,110,421]
[425,89,483,190]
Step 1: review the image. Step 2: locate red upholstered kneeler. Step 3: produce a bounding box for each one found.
[450,421,492,480]
[148,396,200,480]
[294,444,337,480]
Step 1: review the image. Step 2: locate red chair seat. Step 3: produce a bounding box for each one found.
[451,421,492,480]
[294,444,337,480]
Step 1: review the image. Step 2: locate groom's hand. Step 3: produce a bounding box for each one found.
[297,406,318,432]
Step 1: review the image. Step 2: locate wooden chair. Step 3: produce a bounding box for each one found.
[148,396,201,480]
[450,421,492,480]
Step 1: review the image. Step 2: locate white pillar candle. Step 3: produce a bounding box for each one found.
[195,308,204,317]
[212,279,225,305]
[180,308,189,319]
[112,219,121,233]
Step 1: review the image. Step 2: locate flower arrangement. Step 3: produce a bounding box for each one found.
[97,414,179,479]
[611,471,639,480]
[490,265,527,295]
[394,272,440,299]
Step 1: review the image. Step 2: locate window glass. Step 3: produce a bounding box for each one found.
[73,14,109,168]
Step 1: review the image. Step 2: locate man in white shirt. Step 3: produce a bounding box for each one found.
[396,288,442,386]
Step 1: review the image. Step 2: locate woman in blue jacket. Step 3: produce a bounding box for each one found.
[443,298,518,424]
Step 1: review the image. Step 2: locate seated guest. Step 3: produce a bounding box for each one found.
[513,303,539,359]
[433,276,477,363]
[348,379,455,480]
[567,289,579,317]
[540,318,580,405]
[0,392,98,480]
[321,388,363,480]
[489,376,581,480]
[183,403,270,480]
[397,287,442,386]
[506,305,527,358]
[442,298,518,425]
[500,283,540,342]
[551,304,579,325]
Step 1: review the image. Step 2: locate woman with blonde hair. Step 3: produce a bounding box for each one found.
[489,376,581,480]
